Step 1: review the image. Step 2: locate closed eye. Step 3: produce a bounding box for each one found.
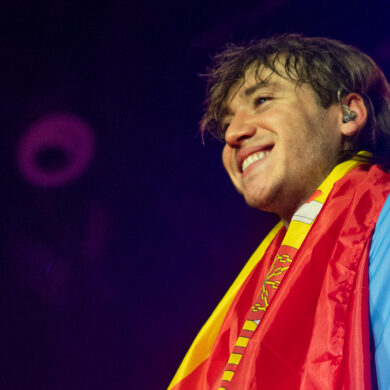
[254,96,268,107]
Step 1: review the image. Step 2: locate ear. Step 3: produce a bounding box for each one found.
[339,93,368,136]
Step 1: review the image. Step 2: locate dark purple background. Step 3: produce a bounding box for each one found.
[1,1,390,389]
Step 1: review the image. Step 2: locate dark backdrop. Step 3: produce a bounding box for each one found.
[1,1,390,389]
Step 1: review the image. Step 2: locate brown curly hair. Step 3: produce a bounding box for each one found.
[201,34,390,166]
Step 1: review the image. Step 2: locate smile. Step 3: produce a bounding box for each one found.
[242,150,271,172]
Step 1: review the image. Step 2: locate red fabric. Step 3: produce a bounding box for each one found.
[170,228,285,390]
[172,165,390,389]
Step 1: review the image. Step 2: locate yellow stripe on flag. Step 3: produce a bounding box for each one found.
[242,320,257,332]
[222,370,234,381]
[228,353,242,365]
[168,152,369,390]
[168,223,283,389]
[235,336,249,348]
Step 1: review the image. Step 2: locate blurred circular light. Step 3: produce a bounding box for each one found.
[17,113,96,187]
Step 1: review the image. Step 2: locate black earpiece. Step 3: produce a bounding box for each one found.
[342,104,357,123]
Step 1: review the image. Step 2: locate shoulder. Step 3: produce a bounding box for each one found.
[370,194,390,390]
[370,193,390,270]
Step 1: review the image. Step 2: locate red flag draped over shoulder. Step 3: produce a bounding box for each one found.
[169,159,390,390]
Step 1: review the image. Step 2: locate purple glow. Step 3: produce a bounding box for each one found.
[17,113,96,187]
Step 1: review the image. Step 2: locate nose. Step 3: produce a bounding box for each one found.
[224,110,256,146]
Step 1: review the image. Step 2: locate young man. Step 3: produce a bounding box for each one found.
[169,34,390,389]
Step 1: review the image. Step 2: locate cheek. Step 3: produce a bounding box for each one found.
[222,145,233,173]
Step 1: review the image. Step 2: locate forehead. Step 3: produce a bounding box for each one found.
[229,65,275,98]
[224,63,295,112]
[236,68,281,97]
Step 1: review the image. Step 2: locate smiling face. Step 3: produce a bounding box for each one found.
[221,65,345,222]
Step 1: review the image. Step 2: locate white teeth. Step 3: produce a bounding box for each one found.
[242,150,270,172]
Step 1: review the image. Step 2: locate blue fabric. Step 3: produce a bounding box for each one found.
[370,194,390,389]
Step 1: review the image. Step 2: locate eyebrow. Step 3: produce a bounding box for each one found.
[221,79,280,120]
[243,80,279,97]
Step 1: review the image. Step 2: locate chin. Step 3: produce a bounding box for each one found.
[244,194,273,212]
[240,179,280,211]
